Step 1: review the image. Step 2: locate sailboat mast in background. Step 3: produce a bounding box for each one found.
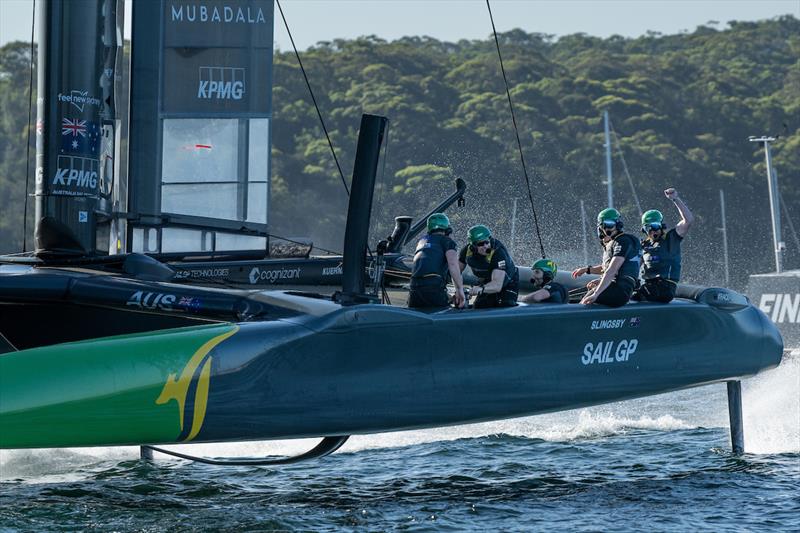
[603,109,613,209]
[749,135,785,273]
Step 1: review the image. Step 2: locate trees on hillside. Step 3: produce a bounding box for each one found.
[1,16,797,287]
[0,41,35,255]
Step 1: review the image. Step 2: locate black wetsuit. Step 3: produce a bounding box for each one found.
[634,228,683,303]
[459,238,519,308]
[596,232,641,308]
[408,232,457,309]
[534,280,568,303]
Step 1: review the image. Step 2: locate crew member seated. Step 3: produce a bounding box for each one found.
[520,258,568,304]
[632,188,694,303]
[573,208,641,307]
[459,224,518,308]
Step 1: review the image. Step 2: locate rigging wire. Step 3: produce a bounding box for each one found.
[779,193,800,253]
[607,116,643,217]
[22,0,36,253]
[485,0,546,259]
[371,125,392,302]
[275,0,349,197]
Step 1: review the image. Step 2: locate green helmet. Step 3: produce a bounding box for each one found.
[427,213,451,233]
[597,208,621,224]
[532,258,557,278]
[641,209,665,233]
[468,224,492,244]
[641,209,663,225]
[597,208,623,230]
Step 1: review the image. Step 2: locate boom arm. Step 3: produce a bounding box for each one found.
[388,178,467,253]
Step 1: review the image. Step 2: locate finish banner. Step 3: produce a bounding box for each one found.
[748,272,800,348]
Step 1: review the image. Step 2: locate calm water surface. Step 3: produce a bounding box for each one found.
[2,352,798,531]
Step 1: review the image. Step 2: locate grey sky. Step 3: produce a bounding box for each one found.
[1,0,798,49]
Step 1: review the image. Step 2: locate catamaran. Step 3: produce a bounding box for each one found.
[0,0,784,463]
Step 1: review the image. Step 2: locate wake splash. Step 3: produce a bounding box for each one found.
[742,349,800,454]
[0,410,693,479]
[319,410,692,456]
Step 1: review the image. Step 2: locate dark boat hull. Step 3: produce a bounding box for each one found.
[0,288,783,449]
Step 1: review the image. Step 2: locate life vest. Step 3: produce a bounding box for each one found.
[602,232,641,284]
[410,233,454,288]
[642,228,682,282]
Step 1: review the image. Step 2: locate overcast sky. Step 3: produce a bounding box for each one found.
[1,0,798,50]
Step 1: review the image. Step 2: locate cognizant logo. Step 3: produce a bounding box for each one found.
[249,266,301,284]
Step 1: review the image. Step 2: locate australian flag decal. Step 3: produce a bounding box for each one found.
[61,118,100,157]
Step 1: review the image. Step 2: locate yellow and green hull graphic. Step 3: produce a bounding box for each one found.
[0,323,238,448]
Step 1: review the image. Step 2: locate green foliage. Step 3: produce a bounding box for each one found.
[266,16,799,287]
[1,16,798,288]
[0,41,35,254]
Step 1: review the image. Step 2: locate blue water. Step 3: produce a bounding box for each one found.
[2,354,798,531]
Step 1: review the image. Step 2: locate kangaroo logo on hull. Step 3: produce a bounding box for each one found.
[155,327,238,441]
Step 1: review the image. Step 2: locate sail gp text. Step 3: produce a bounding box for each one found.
[581,339,638,365]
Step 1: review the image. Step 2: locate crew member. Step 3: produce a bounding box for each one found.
[459,224,519,308]
[408,213,465,309]
[521,258,568,304]
[633,187,694,303]
[572,208,641,307]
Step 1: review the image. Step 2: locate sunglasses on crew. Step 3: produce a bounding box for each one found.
[643,223,663,233]
[599,220,617,229]
[475,240,491,247]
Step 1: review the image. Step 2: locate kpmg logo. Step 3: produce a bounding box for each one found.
[51,155,98,195]
[170,3,267,24]
[197,67,245,100]
[57,90,101,113]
